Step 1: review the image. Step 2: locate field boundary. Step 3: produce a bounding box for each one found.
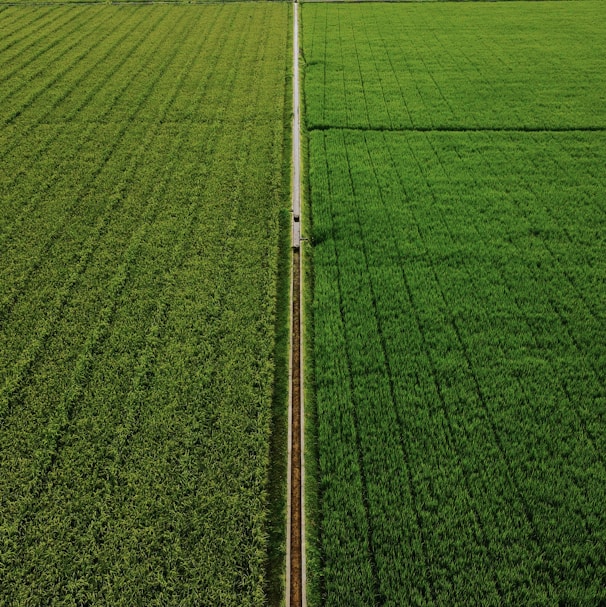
[308,125,606,133]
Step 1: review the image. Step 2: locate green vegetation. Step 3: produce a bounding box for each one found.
[0,4,289,605]
[303,0,606,130]
[309,129,606,606]
[0,0,287,4]
[304,2,606,605]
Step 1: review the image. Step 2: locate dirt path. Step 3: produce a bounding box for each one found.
[292,0,302,225]
[288,2,305,606]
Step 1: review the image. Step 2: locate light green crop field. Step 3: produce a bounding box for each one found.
[0,4,289,605]
[0,0,285,4]
[304,2,606,606]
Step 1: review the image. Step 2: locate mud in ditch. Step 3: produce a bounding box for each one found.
[290,246,303,607]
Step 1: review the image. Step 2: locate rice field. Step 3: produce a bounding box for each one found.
[304,2,606,605]
[0,4,290,605]
[2,0,606,605]
[303,0,606,130]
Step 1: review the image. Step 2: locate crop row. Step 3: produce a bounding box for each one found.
[0,5,289,605]
[309,127,606,606]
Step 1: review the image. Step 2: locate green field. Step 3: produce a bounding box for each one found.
[304,2,606,606]
[0,0,283,4]
[304,0,606,130]
[3,0,606,605]
[0,4,289,605]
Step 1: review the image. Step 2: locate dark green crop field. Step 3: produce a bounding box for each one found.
[304,2,606,606]
[0,4,289,605]
[303,0,606,130]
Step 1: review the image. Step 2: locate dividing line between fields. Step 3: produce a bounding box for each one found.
[287,2,305,607]
[308,125,606,133]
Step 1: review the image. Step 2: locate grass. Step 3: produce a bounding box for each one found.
[0,4,290,605]
[304,2,606,605]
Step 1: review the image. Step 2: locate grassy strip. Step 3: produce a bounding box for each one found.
[265,5,295,604]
